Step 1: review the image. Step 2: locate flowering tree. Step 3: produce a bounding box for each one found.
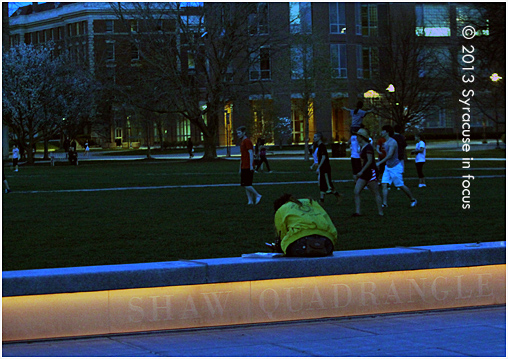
[272,117,293,148]
[2,43,97,163]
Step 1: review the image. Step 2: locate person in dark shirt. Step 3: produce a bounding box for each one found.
[352,128,383,217]
[314,132,342,204]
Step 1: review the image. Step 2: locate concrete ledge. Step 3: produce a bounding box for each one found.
[3,242,505,297]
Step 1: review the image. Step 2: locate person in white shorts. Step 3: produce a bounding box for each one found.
[376,125,417,208]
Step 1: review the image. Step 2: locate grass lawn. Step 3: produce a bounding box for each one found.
[2,157,505,271]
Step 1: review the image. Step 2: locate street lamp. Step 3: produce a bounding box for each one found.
[490,73,503,149]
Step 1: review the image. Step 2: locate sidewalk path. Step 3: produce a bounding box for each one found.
[3,306,505,357]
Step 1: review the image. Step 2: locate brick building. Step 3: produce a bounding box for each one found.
[8,2,502,148]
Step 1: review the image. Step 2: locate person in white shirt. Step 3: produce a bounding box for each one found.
[411,134,427,187]
[343,101,373,133]
[12,145,20,172]
[349,131,361,181]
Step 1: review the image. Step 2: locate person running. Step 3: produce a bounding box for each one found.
[376,125,417,208]
[237,126,262,205]
[314,132,341,203]
[412,134,427,187]
[343,101,373,133]
[352,128,383,217]
[269,193,338,257]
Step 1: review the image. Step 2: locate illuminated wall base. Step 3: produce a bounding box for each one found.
[3,265,505,342]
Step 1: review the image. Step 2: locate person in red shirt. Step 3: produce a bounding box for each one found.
[237,126,262,205]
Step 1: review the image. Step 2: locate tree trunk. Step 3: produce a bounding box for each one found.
[202,132,217,159]
[44,138,50,160]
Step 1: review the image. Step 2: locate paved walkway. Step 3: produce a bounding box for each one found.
[25,139,505,162]
[2,305,505,357]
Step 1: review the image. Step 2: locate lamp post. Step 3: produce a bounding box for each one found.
[490,73,503,149]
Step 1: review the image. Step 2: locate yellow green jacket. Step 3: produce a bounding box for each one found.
[274,199,338,254]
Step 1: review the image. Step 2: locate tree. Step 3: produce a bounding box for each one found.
[365,8,447,133]
[2,43,97,163]
[110,2,283,159]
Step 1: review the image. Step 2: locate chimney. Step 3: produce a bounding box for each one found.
[32,2,38,13]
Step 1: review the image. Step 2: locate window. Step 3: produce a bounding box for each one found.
[130,20,138,33]
[329,3,346,34]
[249,3,269,35]
[106,43,115,61]
[357,46,379,78]
[105,20,114,33]
[361,4,378,36]
[177,118,191,142]
[355,4,362,35]
[131,44,140,61]
[290,2,312,34]
[250,47,271,81]
[291,45,313,80]
[188,52,195,69]
[416,4,450,37]
[456,5,489,36]
[330,44,347,78]
[419,47,450,77]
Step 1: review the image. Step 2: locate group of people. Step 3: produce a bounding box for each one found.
[237,101,427,258]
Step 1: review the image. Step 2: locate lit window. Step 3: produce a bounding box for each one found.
[330,44,347,78]
[416,4,450,37]
[290,2,312,34]
[329,3,346,34]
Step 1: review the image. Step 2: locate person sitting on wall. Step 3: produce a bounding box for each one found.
[267,193,338,257]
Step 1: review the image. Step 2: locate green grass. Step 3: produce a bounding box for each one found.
[2,158,505,271]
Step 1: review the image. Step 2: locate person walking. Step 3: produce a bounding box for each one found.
[343,101,373,133]
[376,125,417,208]
[3,164,11,193]
[352,128,383,217]
[84,141,90,157]
[187,137,194,158]
[314,132,341,203]
[412,134,427,187]
[237,126,262,205]
[12,145,20,172]
[268,193,338,257]
[255,138,272,173]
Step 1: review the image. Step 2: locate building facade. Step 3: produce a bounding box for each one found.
[8,2,501,148]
